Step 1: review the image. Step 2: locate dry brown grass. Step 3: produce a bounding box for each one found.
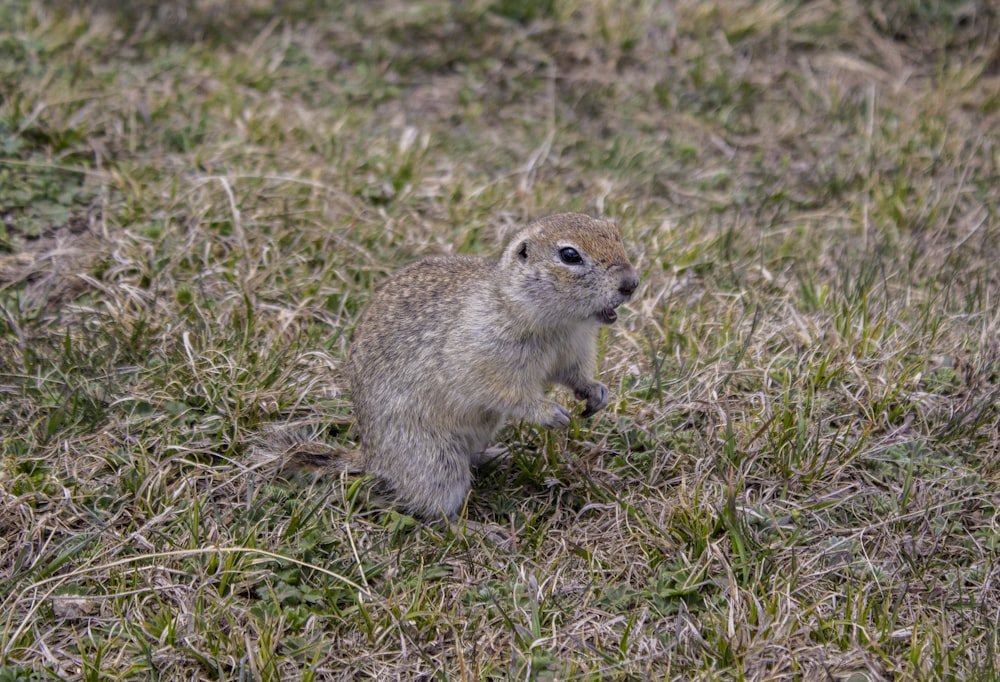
[1,0,999,679]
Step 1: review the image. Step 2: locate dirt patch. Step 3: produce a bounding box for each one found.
[0,211,108,314]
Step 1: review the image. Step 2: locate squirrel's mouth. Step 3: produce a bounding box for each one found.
[596,307,619,324]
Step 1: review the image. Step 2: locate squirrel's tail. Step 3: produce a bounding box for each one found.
[252,425,364,478]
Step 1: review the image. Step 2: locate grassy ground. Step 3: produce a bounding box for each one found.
[1,0,999,679]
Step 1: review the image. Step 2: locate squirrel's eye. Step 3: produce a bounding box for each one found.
[559,247,583,264]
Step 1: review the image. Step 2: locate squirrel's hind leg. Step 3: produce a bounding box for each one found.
[368,439,472,522]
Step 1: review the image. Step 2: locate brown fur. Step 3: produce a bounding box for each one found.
[346,213,638,520]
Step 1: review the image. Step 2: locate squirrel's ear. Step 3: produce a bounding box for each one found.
[516,240,528,261]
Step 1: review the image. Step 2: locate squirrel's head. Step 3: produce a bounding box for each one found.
[500,213,639,326]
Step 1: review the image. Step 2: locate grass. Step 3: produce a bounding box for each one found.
[1,0,998,679]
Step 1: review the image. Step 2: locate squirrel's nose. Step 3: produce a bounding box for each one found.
[618,270,639,297]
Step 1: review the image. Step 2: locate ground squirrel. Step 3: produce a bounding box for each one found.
[274,213,638,521]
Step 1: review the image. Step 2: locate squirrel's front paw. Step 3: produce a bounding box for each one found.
[537,401,571,429]
[575,382,609,418]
